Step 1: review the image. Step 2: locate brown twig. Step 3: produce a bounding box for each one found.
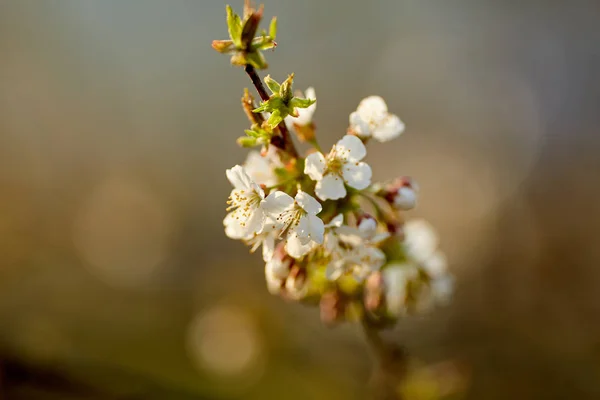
[244,64,299,158]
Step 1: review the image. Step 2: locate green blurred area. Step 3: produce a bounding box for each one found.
[1,0,600,398]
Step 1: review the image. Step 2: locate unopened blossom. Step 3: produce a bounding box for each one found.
[304,135,372,201]
[384,177,419,210]
[224,165,268,239]
[263,190,324,258]
[265,247,291,295]
[349,96,405,142]
[243,150,279,187]
[285,87,316,126]
[285,265,308,300]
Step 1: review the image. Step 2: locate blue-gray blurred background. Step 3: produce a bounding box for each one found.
[1,1,599,399]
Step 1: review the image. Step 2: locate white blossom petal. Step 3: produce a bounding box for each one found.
[295,213,324,244]
[244,151,278,187]
[263,191,294,216]
[304,152,326,181]
[262,235,275,262]
[226,165,257,192]
[326,214,344,228]
[315,174,346,200]
[223,212,246,239]
[336,135,367,161]
[244,208,266,236]
[342,162,371,190]
[422,251,447,278]
[372,114,405,142]
[295,191,322,215]
[349,111,370,137]
[285,233,316,258]
[325,261,344,281]
[357,96,388,118]
[404,219,438,263]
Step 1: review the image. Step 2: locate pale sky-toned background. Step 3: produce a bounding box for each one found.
[1,1,599,399]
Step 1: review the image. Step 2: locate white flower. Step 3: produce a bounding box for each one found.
[245,216,278,262]
[323,215,386,281]
[243,150,279,187]
[263,190,324,259]
[403,219,439,264]
[304,135,372,201]
[285,87,316,126]
[224,165,268,239]
[349,96,405,142]
[382,263,419,317]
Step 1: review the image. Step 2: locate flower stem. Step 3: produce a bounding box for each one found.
[244,64,299,158]
[361,318,407,400]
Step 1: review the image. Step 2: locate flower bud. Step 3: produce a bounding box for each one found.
[383,177,419,210]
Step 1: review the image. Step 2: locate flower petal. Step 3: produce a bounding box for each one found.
[262,234,275,262]
[294,213,324,244]
[357,96,388,119]
[326,214,344,228]
[306,214,324,244]
[342,162,371,190]
[285,233,315,258]
[404,219,438,263]
[304,152,326,181]
[223,212,247,239]
[315,174,346,201]
[336,135,367,161]
[263,190,294,216]
[325,262,344,281]
[226,165,252,189]
[349,111,371,137]
[372,114,405,142]
[295,190,322,215]
[243,208,266,236]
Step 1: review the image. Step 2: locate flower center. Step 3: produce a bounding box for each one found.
[227,189,262,222]
[276,203,305,236]
[325,157,343,175]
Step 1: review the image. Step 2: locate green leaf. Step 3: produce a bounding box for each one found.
[251,36,276,51]
[226,5,243,48]
[237,136,257,147]
[266,109,283,128]
[211,39,235,54]
[290,97,316,109]
[264,75,281,94]
[269,17,277,39]
[245,50,268,70]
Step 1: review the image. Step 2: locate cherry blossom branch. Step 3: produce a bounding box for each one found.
[244,64,299,158]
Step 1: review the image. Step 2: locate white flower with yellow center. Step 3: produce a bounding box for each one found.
[304,135,372,201]
[349,96,405,142]
[224,165,269,239]
[263,190,324,259]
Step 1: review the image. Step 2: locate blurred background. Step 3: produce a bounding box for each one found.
[1,0,599,398]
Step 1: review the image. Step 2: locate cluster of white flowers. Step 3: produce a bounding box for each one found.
[224,90,454,325]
